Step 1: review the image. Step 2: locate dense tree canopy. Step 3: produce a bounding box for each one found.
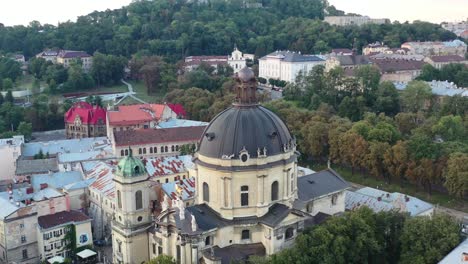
[0,0,457,61]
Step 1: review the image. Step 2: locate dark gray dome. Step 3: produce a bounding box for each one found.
[237,67,255,82]
[198,105,294,159]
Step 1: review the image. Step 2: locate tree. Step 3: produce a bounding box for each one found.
[417,64,439,81]
[364,141,390,180]
[17,122,32,140]
[340,131,368,175]
[444,153,468,198]
[374,81,400,116]
[383,141,409,185]
[432,115,465,141]
[2,78,13,90]
[0,92,4,105]
[91,52,127,86]
[300,119,329,161]
[399,214,460,264]
[145,255,175,264]
[401,81,432,112]
[5,90,13,103]
[354,65,381,102]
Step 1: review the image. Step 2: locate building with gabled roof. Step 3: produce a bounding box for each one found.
[401,40,467,56]
[259,50,326,83]
[425,55,468,69]
[106,103,178,140]
[112,126,206,158]
[37,210,93,262]
[56,50,93,71]
[64,102,107,139]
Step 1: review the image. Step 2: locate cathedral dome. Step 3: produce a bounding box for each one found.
[116,154,146,177]
[198,105,294,160]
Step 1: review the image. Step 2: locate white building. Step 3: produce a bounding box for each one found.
[0,136,24,183]
[324,16,389,26]
[401,40,467,56]
[259,51,326,83]
[228,47,251,73]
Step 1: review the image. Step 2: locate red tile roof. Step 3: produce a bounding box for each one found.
[167,104,187,118]
[65,102,106,125]
[108,104,169,126]
[114,126,206,146]
[429,55,466,63]
[38,210,91,229]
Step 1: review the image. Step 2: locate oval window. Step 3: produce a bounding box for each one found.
[137,216,143,222]
[241,154,248,162]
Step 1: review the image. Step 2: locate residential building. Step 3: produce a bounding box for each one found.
[369,53,425,61]
[362,42,389,55]
[10,54,26,64]
[112,126,206,158]
[345,187,434,217]
[56,50,93,71]
[64,102,107,139]
[106,104,178,140]
[15,158,59,182]
[371,58,425,82]
[401,40,467,56]
[324,16,389,26]
[0,136,24,183]
[330,49,354,56]
[424,55,468,69]
[35,49,60,63]
[259,50,326,83]
[325,54,372,72]
[441,19,468,36]
[37,210,93,262]
[0,186,68,264]
[111,67,350,264]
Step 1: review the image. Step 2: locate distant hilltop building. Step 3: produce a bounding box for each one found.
[324,16,390,26]
[441,19,468,38]
[36,49,93,71]
[401,40,467,56]
[259,50,326,83]
[184,47,254,73]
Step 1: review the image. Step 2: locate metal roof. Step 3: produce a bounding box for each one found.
[296,169,350,202]
[156,119,208,129]
[84,161,115,199]
[146,156,188,177]
[438,238,468,264]
[31,171,83,190]
[345,187,434,216]
[162,177,196,201]
[23,137,111,157]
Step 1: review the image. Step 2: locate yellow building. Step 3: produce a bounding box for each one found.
[111,67,350,264]
[37,210,93,262]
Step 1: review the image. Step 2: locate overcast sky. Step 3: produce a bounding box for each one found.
[0,0,466,26]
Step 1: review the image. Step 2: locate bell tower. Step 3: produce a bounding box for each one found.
[112,151,151,264]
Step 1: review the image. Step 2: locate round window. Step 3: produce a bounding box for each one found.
[137,216,143,222]
[241,154,248,162]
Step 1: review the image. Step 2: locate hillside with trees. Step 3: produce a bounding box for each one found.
[0,0,457,61]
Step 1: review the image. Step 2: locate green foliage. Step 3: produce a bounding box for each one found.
[85,95,103,107]
[401,81,432,112]
[418,63,468,87]
[2,78,13,90]
[179,144,196,155]
[146,255,176,264]
[5,90,13,103]
[432,115,465,141]
[399,214,460,264]
[17,122,32,140]
[91,52,127,86]
[0,57,22,82]
[444,152,468,198]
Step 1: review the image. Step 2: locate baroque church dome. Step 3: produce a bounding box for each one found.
[198,67,294,160]
[116,152,146,177]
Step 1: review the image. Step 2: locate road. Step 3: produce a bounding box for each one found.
[257,83,283,100]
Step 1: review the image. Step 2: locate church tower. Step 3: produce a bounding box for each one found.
[112,151,151,264]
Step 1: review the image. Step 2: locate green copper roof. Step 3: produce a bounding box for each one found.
[116,154,146,178]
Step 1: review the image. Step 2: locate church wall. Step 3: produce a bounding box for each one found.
[113,230,149,264]
[307,191,346,216]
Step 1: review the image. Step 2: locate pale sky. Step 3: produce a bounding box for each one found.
[0,0,467,26]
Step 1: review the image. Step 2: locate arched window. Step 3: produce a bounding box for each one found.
[285,227,294,240]
[134,166,140,174]
[117,190,122,209]
[125,149,129,156]
[143,148,146,154]
[203,182,209,202]
[150,147,153,154]
[241,186,249,206]
[271,181,279,201]
[290,173,295,192]
[160,146,164,153]
[176,145,179,151]
[138,148,142,155]
[135,191,143,210]
[120,150,124,156]
[171,146,175,152]
[165,146,168,152]
[154,147,157,153]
